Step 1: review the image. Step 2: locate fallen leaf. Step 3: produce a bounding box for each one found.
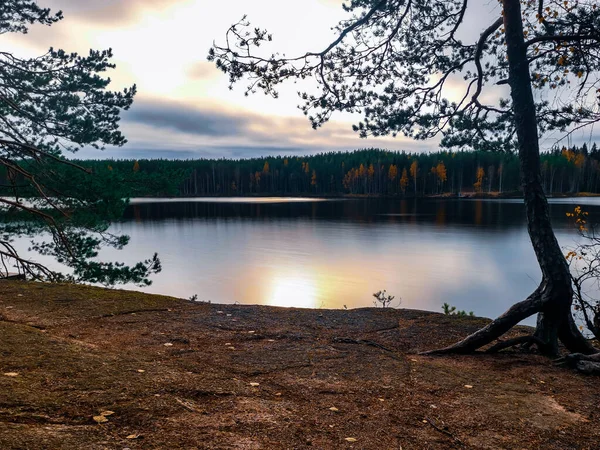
[464,385,474,389]
[163,343,173,347]
[410,358,418,362]
[267,339,275,342]
[137,369,145,373]
[275,392,282,396]
[539,380,546,384]
[329,407,339,412]
[430,404,437,409]
[126,434,141,440]
[249,382,260,387]
[216,310,224,314]
[227,346,236,350]
[248,331,255,334]
[100,411,115,417]
[93,415,108,424]
[3,372,19,377]
[378,398,385,402]
[344,437,357,442]
[422,419,428,423]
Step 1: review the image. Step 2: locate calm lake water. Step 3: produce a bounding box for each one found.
[89,196,600,322]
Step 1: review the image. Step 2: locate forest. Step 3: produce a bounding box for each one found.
[38,144,600,198]
[2,146,600,199]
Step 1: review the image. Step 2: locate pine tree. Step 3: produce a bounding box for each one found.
[211,0,600,357]
[0,1,160,285]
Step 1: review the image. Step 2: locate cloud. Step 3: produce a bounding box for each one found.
[119,97,434,157]
[186,62,222,81]
[124,98,252,138]
[77,145,327,161]
[39,0,183,25]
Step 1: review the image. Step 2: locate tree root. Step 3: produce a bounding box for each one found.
[485,335,546,353]
[423,416,464,446]
[421,290,542,355]
[422,282,600,359]
[332,337,402,360]
[558,313,598,355]
[555,352,600,375]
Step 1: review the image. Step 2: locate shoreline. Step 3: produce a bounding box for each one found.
[129,191,600,200]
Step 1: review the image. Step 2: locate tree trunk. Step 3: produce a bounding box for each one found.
[503,0,571,354]
[425,0,597,357]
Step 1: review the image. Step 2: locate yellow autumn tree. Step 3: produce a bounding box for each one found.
[474,167,485,193]
[400,168,409,194]
[262,161,270,174]
[133,160,140,173]
[436,162,447,184]
[311,170,317,186]
[388,164,398,181]
[409,160,418,194]
[358,163,366,178]
[368,163,375,178]
[562,147,575,162]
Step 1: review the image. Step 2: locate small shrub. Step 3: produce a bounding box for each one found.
[373,290,399,308]
[442,302,474,317]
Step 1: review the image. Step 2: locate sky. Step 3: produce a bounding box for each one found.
[3,0,595,160]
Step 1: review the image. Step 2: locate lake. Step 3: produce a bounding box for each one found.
[92,197,600,323]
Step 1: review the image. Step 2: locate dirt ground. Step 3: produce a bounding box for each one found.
[0,281,598,449]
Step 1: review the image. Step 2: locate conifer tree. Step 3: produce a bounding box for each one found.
[211,0,600,357]
[0,1,160,284]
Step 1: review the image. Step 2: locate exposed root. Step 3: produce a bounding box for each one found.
[367,324,399,334]
[421,290,542,355]
[332,337,402,360]
[423,281,600,357]
[558,313,599,355]
[555,352,600,375]
[485,335,546,354]
[423,416,464,446]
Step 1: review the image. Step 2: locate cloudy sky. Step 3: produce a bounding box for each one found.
[4,0,590,160]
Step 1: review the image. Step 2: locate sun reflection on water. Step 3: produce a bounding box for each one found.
[268,272,319,309]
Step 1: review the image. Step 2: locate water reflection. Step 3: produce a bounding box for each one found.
[123,197,598,231]
[269,271,318,309]
[22,197,600,323]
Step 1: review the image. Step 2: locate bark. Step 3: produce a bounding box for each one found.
[425,0,598,357]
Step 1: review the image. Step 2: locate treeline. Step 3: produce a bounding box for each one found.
[4,146,600,198]
[80,145,600,197]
